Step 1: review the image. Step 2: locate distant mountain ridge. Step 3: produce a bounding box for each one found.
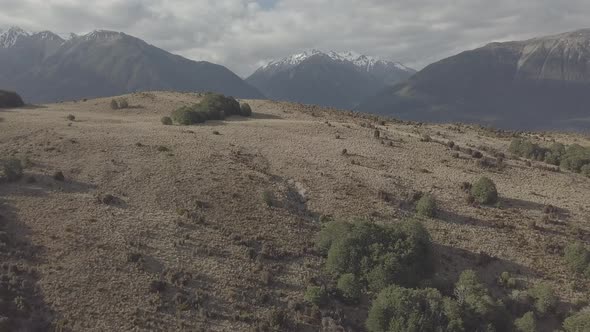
[0,27,263,103]
[247,50,415,109]
[357,29,590,131]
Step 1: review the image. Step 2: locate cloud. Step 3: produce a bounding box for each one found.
[1,0,590,76]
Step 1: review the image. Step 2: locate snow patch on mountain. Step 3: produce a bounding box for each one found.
[261,49,413,73]
[0,27,30,48]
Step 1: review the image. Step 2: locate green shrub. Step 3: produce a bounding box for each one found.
[319,219,433,292]
[337,273,361,303]
[262,190,274,207]
[564,242,590,275]
[119,98,129,109]
[416,193,437,217]
[581,164,590,178]
[240,103,253,117]
[471,177,498,205]
[560,144,590,173]
[304,286,327,307]
[509,138,546,160]
[161,116,172,125]
[454,270,509,331]
[563,309,590,332]
[200,93,241,116]
[171,106,205,125]
[66,114,75,121]
[366,286,463,332]
[530,283,558,316]
[110,99,119,110]
[515,311,536,332]
[2,159,23,181]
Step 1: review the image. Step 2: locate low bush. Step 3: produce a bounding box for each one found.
[118,98,129,109]
[564,242,590,276]
[560,144,590,173]
[110,99,119,110]
[66,114,75,121]
[563,308,590,332]
[1,159,23,181]
[529,283,558,316]
[161,116,172,125]
[170,94,247,125]
[416,193,437,217]
[240,103,252,117]
[471,177,498,205]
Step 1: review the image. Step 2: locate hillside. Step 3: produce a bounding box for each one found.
[0,28,263,103]
[1,92,589,331]
[358,29,590,132]
[247,50,415,109]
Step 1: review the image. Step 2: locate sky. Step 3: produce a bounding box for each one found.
[1,0,589,77]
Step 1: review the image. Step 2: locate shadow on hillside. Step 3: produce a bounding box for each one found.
[434,243,538,295]
[2,173,97,198]
[502,197,547,211]
[437,209,509,230]
[0,197,59,330]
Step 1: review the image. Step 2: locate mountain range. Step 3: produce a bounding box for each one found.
[246,50,415,109]
[358,29,590,131]
[0,27,263,103]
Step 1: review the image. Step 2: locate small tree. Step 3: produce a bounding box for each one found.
[337,273,361,303]
[110,99,119,110]
[161,116,173,125]
[416,193,437,217]
[240,103,252,117]
[515,311,536,332]
[471,177,498,205]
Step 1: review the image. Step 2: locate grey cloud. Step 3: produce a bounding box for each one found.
[0,0,589,76]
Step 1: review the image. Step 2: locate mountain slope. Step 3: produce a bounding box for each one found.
[0,28,263,103]
[246,50,415,109]
[357,29,590,131]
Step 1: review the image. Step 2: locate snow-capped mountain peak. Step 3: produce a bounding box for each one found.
[260,49,414,73]
[0,26,30,47]
[82,30,125,41]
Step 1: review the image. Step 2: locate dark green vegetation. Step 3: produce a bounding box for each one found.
[160,116,173,125]
[563,310,590,332]
[564,242,590,277]
[509,138,590,176]
[316,220,433,292]
[471,177,498,205]
[312,216,587,331]
[416,193,437,217]
[1,159,24,182]
[171,94,251,125]
[0,90,24,108]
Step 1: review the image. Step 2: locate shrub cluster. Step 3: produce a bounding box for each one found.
[110,98,129,110]
[563,309,590,332]
[170,94,251,125]
[509,138,590,176]
[0,90,24,108]
[316,219,433,293]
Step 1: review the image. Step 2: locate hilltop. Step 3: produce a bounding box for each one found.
[0,92,589,331]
